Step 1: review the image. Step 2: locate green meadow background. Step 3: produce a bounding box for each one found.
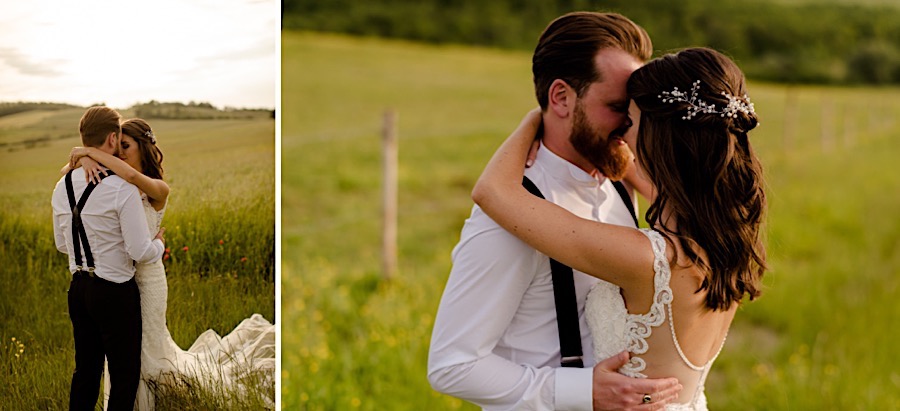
[282,31,900,410]
[0,107,276,409]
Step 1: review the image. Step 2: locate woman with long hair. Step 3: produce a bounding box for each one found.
[472,47,766,410]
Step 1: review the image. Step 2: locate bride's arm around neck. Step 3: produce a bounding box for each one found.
[70,147,170,210]
[472,110,655,292]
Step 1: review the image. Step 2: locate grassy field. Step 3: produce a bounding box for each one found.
[282,31,900,410]
[0,108,276,409]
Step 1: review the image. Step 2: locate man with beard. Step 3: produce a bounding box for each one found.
[428,12,681,410]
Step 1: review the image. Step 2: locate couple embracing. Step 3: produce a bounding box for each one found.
[429,11,766,411]
[52,106,274,410]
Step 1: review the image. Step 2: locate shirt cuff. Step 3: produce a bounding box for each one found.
[151,239,165,261]
[554,367,594,411]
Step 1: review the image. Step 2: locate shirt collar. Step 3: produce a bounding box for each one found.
[535,142,608,187]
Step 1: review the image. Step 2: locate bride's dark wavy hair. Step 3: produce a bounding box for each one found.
[121,118,164,180]
[626,47,767,311]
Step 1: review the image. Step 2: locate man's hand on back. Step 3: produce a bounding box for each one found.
[592,351,683,411]
[154,227,165,245]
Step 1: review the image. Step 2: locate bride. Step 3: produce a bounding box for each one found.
[67,118,275,409]
[473,47,766,410]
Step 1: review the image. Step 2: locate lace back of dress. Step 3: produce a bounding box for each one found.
[637,229,727,410]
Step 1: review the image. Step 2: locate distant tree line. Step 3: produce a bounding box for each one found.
[0,101,275,121]
[132,101,274,120]
[0,102,79,118]
[283,0,900,85]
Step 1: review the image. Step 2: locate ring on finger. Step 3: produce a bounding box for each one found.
[642,394,652,404]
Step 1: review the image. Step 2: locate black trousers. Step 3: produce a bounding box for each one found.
[68,274,142,411]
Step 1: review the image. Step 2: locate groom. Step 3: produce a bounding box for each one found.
[428,12,680,410]
[52,106,165,411]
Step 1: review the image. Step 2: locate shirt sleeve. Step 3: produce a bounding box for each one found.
[52,182,69,254]
[53,212,67,253]
[117,184,164,264]
[428,205,592,410]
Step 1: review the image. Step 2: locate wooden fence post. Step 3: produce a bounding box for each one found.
[382,109,398,281]
[886,103,896,131]
[842,102,855,148]
[867,103,878,138]
[783,86,797,152]
[821,98,835,153]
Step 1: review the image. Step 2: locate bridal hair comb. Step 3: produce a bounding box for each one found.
[144,129,156,144]
[659,80,755,120]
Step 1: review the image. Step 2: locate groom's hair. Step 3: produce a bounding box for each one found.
[79,106,122,148]
[533,12,652,110]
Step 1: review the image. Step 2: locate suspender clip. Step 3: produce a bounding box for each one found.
[561,356,584,368]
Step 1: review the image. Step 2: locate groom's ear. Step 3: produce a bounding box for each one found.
[547,79,573,119]
[106,132,118,150]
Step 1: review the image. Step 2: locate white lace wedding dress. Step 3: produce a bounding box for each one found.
[585,229,726,411]
[103,194,275,410]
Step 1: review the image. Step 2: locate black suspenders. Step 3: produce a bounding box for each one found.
[65,169,115,274]
[611,180,640,228]
[521,176,638,368]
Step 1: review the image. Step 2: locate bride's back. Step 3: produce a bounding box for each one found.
[618,47,768,408]
[617,231,736,407]
[637,268,734,404]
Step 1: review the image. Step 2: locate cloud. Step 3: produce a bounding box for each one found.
[0,47,63,77]
[0,0,276,108]
[199,37,276,63]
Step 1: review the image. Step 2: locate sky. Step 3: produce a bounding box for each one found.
[0,0,277,109]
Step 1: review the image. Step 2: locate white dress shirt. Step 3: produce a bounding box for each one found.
[52,167,164,283]
[428,143,636,410]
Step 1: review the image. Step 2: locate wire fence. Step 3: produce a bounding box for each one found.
[285,88,900,278]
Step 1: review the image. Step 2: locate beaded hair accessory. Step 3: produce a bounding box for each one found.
[144,129,156,144]
[659,80,755,120]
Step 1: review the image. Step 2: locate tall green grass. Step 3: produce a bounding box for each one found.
[0,111,275,409]
[282,31,900,410]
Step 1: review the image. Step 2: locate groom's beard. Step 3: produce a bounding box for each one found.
[570,103,634,181]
